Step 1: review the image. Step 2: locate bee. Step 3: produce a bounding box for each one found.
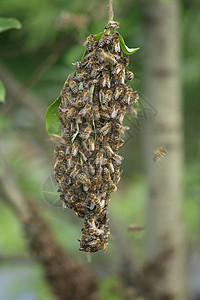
[107,160,115,173]
[100,111,110,120]
[128,225,145,232]
[77,173,91,186]
[112,63,124,76]
[99,122,112,136]
[102,90,112,107]
[108,182,117,192]
[71,140,79,156]
[79,126,92,140]
[111,105,120,119]
[84,34,95,51]
[88,137,95,151]
[153,146,168,163]
[128,107,138,118]
[66,156,75,169]
[66,107,78,120]
[69,80,78,94]
[103,167,111,182]
[105,21,120,30]
[76,60,81,70]
[112,171,121,184]
[70,165,81,179]
[112,36,120,53]
[102,71,111,88]
[88,163,96,176]
[79,149,88,162]
[96,48,117,66]
[98,34,108,48]
[122,57,129,67]
[93,105,100,121]
[79,103,92,117]
[114,85,125,100]
[131,91,139,105]
[126,70,134,81]
[113,153,124,165]
[90,64,100,78]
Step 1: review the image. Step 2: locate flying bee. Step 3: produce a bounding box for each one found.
[103,167,111,182]
[99,122,112,136]
[126,70,134,81]
[51,134,67,146]
[105,21,120,30]
[79,126,92,140]
[153,146,168,163]
[79,103,92,117]
[113,153,124,165]
[71,140,79,156]
[128,107,138,118]
[102,71,111,88]
[96,48,117,66]
[84,34,95,51]
[128,225,145,232]
[69,80,78,94]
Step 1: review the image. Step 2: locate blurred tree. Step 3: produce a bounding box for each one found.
[143,0,187,299]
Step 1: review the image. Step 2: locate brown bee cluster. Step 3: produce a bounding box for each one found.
[53,21,139,252]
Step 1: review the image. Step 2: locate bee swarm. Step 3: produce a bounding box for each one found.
[54,22,139,252]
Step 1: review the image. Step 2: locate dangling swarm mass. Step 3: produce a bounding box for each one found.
[53,21,139,252]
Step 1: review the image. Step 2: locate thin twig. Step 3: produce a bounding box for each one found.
[108,0,114,22]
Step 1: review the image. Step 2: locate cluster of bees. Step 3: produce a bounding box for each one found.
[53,21,139,252]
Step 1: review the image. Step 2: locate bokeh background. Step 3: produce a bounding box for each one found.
[0,0,199,299]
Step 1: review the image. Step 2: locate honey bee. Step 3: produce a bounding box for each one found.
[126,70,134,81]
[66,107,78,120]
[112,63,124,76]
[88,137,95,151]
[113,153,124,165]
[102,71,111,88]
[70,164,81,178]
[66,156,75,169]
[98,35,107,47]
[102,90,112,107]
[79,103,92,117]
[79,149,88,162]
[90,64,100,78]
[88,163,96,176]
[131,91,139,105]
[99,122,112,136]
[112,171,121,184]
[51,134,67,145]
[114,85,125,100]
[84,34,95,51]
[153,146,168,163]
[69,80,78,94]
[71,140,79,156]
[103,167,111,182]
[93,105,100,121]
[107,160,115,173]
[128,225,145,232]
[77,173,91,186]
[105,21,120,30]
[100,111,110,120]
[96,48,117,66]
[108,182,117,192]
[76,60,81,70]
[79,126,92,140]
[128,107,138,118]
[112,37,120,53]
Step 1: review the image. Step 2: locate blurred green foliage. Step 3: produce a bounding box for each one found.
[0,0,200,299]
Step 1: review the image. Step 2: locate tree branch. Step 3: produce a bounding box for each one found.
[108,0,114,21]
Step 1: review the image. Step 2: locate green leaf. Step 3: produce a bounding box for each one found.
[118,33,140,55]
[0,80,6,103]
[94,32,103,41]
[45,97,61,136]
[0,17,22,33]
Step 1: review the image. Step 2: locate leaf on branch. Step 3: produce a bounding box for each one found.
[0,80,6,103]
[0,18,22,33]
[118,32,140,55]
[46,97,61,136]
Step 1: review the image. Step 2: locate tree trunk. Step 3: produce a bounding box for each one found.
[143,0,187,299]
